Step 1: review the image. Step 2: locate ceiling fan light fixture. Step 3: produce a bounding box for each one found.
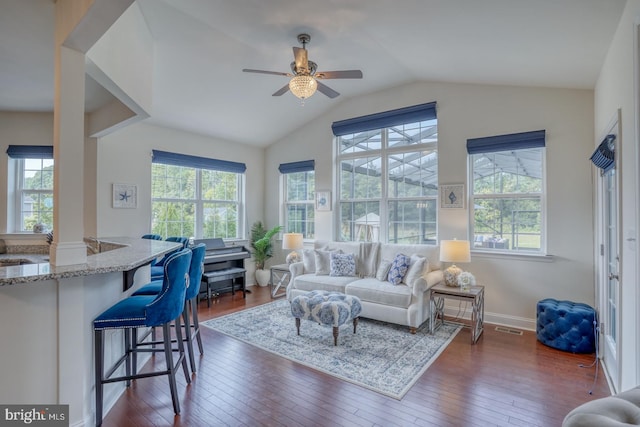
[289,75,317,101]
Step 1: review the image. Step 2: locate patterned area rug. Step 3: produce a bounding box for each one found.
[201,299,460,399]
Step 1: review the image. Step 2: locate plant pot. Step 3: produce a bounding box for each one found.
[255,269,271,287]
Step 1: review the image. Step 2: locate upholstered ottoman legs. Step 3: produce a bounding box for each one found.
[291,290,362,346]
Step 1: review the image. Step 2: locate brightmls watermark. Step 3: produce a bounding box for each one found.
[0,405,68,426]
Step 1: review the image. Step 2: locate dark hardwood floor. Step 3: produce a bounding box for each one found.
[104,286,609,426]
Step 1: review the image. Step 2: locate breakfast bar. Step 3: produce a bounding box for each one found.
[0,237,180,425]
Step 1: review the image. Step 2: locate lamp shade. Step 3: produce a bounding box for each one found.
[282,233,304,250]
[439,240,471,263]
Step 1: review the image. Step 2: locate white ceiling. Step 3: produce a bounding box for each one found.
[0,0,627,147]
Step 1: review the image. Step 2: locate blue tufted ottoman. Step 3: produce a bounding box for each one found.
[536,299,596,353]
[291,290,362,346]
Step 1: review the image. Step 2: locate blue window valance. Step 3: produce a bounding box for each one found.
[466,130,546,155]
[278,160,315,174]
[152,150,246,173]
[331,101,437,136]
[6,145,54,159]
[590,134,616,172]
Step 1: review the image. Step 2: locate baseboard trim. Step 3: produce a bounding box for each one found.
[442,305,536,332]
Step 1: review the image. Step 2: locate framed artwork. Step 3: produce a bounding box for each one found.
[113,183,137,209]
[440,184,464,209]
[316,190,331,211]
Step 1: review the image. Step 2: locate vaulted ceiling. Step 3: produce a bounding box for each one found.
[0,0,627,147]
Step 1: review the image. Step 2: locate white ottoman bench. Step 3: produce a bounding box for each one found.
[290,290,362,346]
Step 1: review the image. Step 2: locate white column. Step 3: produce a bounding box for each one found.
[50,44,87,266]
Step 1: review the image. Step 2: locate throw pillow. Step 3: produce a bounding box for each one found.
[388,253,411,285]
[375,260,392,281]
[314,249,341,275]
[301,249,316,273]
[330,252,356,277]
[403,255,427,286]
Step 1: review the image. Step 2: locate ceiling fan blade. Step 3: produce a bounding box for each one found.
[293,47,308,73]
[272,84,290,96]
[315,70,363,79]
[243,69,291,77]
[316,81,340,98]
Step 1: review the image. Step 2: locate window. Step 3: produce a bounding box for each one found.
[468,130,546,252]
[151,150,245,239]
[279,160,315,239]
[7,145,54,232]
[333,102,438,243]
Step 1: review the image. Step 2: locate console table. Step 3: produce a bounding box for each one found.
[430,283,485,344]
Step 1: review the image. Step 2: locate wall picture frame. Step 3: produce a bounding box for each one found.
[113,183,137,209]
[440,184,464,209]
[316,190,331,211]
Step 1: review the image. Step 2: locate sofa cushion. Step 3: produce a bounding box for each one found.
[302,248,316,273]
[375,260,392,281]
[315,249,341,275]
[404,255,427,286]
[388,253,410,285]
[330,252,357,277]
[346,278,412,308]
[292,273,355,293]
[315,240,380,277]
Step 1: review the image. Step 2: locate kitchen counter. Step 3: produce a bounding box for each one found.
[0,236,180,286]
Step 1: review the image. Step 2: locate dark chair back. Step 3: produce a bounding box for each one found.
[145,248,192,327]
[185,243,206,301]
[142,234,163,240]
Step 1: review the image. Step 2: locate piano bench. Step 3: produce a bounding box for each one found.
[201,267,246,306]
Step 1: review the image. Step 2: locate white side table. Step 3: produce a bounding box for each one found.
[269,264,290,299]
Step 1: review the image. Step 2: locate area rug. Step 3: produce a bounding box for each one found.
[201,300,460,399]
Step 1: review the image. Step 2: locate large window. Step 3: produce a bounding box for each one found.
[468,130,546,252]
[151,150,245,239]
[7,145,54,232]
[334,102,438,243]
[280,160,315,239]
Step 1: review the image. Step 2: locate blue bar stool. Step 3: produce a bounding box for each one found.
[133,243,206,373]
[93,248,192,427]
[141,234,162,240]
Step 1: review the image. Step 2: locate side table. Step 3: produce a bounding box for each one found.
[430,283,485,344]
[270,264,290,299]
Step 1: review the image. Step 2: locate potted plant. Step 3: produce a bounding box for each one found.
[250,222,282,286]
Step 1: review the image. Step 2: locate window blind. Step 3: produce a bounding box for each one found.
[278,160,315,174]
[6,145,54,159]
[331,102,437,136]
[466,130,546,154]
[590,134,615,172]
[152,150,246,173]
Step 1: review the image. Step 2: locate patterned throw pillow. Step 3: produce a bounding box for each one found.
[375,260,392,281]
[330,252,356,277]
[387,253,411,285]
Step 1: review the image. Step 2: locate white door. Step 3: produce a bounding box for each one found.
[601,159,620,389]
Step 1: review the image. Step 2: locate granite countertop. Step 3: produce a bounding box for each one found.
[0,237,181,286]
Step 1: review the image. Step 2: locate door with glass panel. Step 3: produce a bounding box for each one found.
[602,166,619,389]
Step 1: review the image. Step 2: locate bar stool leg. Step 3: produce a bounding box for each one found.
[190,298,204,354]
[174,314,191,383]
[182,304,196,373]
[94,329,104,427]
[162,323,181,415]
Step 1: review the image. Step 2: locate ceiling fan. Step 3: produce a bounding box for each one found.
[242,33,363,102]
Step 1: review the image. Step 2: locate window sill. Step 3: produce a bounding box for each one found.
[471,249,554,263]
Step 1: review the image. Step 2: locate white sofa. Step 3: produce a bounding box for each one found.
[286,240,443,333]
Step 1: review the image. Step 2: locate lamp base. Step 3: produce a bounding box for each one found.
[444,264,462,287]
[286,251,300,264]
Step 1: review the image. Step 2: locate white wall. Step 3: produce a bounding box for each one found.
[266,80,595,329]
[594,0,640,392]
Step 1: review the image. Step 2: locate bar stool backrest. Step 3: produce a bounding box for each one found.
[185,243,206,301]
[145,248,192,327]
[142,234,163,240]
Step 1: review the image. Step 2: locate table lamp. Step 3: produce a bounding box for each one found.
[282,233,304,264]
[439,239,471,287]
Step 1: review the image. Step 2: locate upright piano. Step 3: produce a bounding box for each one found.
[193,238,251,306]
